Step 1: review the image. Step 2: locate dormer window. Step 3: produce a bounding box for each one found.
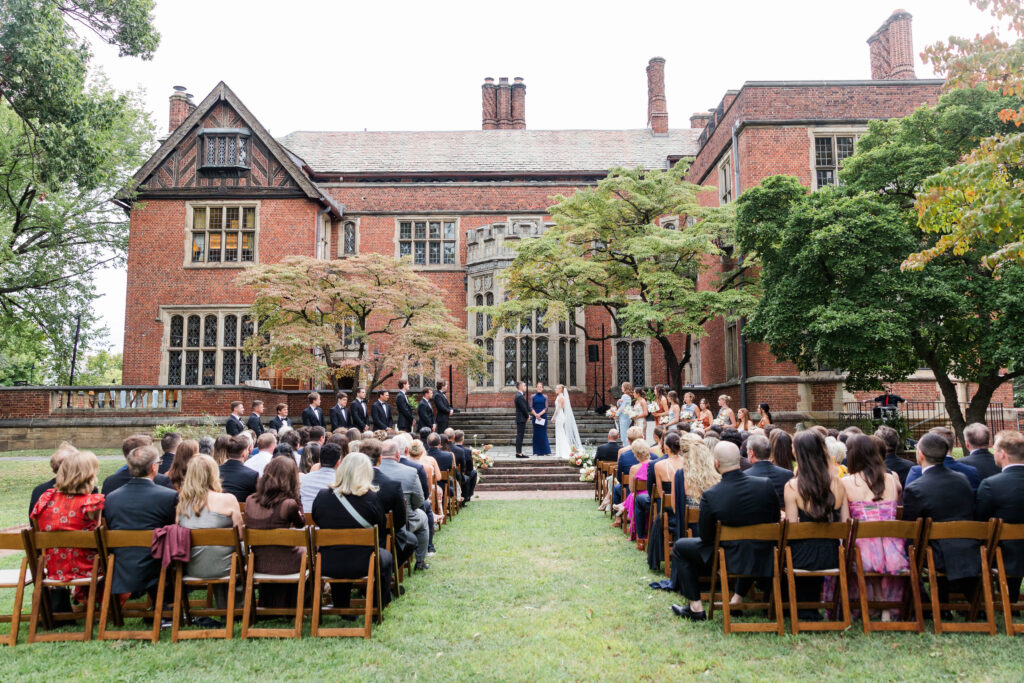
[198,128,250,172]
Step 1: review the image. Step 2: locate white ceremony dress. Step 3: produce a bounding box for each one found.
[554,393,584,460]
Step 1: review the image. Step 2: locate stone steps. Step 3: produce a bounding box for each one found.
[475,457,593,492]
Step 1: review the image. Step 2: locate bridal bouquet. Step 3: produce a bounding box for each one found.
[658,415,671,425]
[605,407,617,419]
[579,465,596,482]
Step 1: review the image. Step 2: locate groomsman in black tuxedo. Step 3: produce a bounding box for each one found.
[396,379,414,432]
[975,430,1024,601]
[226,401,246,436]
[351,387,368,432]
[514,381,530,459]
[372,390,393,430]
[301,392,325,427]
[417,387,436,433]
[268,402,292,432]
[329,391,350,432]
[246,400,265,436]
[434,380,453,432]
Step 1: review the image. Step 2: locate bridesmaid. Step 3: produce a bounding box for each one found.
[531,382,551,456]
[616,382,633,448]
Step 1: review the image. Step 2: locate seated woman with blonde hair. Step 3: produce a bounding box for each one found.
[408,439,443,524]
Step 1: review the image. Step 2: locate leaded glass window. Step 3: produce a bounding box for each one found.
[165,311,257,386]
[190,204,256,264]
[536,338,548,384]
[398,219,456,267]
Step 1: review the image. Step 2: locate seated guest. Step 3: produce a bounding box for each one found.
[103,444,178,605]
[784,430,849,620]
[30,450,105,605]
[302,442,321,474]
[408,439,443,522]
[744,433,793,507]
[211,434,233,466]
[612,426,645,516]
[245,457,306,608]
[244,432,278,477]
[311,453,393,609]
[875,425,911,487]
[905,426,980,490]
[595,429,620,463]
[103,434,174,494]
[720,429,752,470]
[450,430,478,504]
[842,433,906,621]
[975,430,1024,602]
[198,436,215,457]
[681,433,721,507]
[618,439,652,539]
[301,442,345,513]
[346,427,363,444]
[29,441,79,516]
[279,430,301,455]
[423,433,450,489]
[364,438,413,568]
[159,432,182,474]
[219,437,258,503]
[395,433,434,552]
[167,438,199,491]
[960,422,1001,481]
[177,455,242,614]
[670,442,780,621]
[903,432,979,603]
[378,439,430,570]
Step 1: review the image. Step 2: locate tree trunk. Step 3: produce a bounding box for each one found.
[931,369,968,450]
[965,373,1007,439]
[656,335,690,394]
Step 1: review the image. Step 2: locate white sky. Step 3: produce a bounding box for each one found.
[87,0,999,351]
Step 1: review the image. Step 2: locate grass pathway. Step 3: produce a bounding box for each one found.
[0,494,1021,680]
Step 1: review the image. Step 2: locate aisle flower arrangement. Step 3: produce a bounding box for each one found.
[579,465,596,482]
[471,443,494,470]
[567,445,593,468]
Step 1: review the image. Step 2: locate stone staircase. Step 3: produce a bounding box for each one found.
[452,410,613,447]
[475,458,593,493]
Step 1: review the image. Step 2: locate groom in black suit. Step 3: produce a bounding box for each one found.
[514,381,530,459]
[976,430,1024,601]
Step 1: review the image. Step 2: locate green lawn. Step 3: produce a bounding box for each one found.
[0,449,121,459]
[0,460,123,529]
[0,473,1020,680]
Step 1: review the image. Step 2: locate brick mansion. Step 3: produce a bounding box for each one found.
[118,9,1010,416]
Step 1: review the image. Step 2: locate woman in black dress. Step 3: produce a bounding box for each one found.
[783,430,849,620]
[311,452,393,608]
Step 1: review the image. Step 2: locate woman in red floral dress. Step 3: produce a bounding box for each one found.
[30,450,104,603]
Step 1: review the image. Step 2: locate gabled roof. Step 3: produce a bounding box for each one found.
[120,82,342,217]
[277,129,699,177]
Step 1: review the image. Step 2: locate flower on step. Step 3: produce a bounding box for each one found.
[472,450,493,470]
[568,445,593,468]
[579,465,596,482]
[482,444,493,452]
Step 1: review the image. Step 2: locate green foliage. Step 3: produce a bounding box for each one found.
[152,415,222,442]
[735,88,1024,439]
[74,350,122,385]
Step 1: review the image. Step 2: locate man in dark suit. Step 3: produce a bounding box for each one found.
[450,429,477,503]
[514,381,530,459]
[613,428,641,508]
[905,426,980,490]
[103,434,175,495]
[960,422,1001,481]
[364,439,414,567]
[743,434,793,507]
[268,402,292,432]
[246,400,265,436]
[975,429,1024,601]
[671,441,780,621]
[329,391,350,432]
[434,380,453,433]
[903,432,979,601]
[594,430,621,463]
[103,444,178,605]
[301,391,325,428]
[219,437,258,503]
[372,390,393,431]
[396,379,414,432]
[350,387,368,432]
[158,432,182,475]
[226,401,246,436]
[417,388,435,433]
[875,425,911,487]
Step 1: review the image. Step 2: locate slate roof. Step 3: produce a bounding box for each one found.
[277,129,699,175]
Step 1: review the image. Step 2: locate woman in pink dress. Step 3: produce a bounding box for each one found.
[616,439,651,541]
[841,434,906,621]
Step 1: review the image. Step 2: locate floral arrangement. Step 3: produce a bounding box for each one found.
[471,443,494,469]
[605,407,617,419]
[567,445,593,468]
[579,465,596,482]
[658,415,671,425]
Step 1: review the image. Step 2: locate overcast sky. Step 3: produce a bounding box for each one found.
[87,0,998,351]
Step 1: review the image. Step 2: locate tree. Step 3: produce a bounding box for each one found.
[236,254,485,393]
[74,349,122,385]
[905,0,1024,269]
[735,88,1024,446]
[0,0,159,378]
[482,163,756,392]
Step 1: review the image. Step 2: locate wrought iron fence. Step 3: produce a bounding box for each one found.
[841,400,1006,444]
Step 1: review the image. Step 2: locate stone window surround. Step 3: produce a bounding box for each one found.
[338,217,360,258]
[183,200,260,269]
[807,125,868,191]
[157,305,257,386]
[394,216,461,269]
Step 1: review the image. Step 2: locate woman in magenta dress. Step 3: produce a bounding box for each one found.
[841,434,907,621]
[30,450,104,604]
[619,439,651,540]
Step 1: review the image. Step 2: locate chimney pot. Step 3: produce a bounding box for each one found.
[496,76,513,129]
[481,78,498,130]
[168,85,194,134]
[511,77,526,129]
[646,57,669,135]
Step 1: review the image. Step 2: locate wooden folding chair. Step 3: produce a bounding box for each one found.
[96,529,168,643]
[304,512,315,527]
[384,512,408,596]
[852,519,925,633]
[992,521,1024,636]
[921,519,997,635]
[0,530,33,646]
[241,527,310,639]
[171,527,245,642]
[782,520,854,633]
[709,522,785,634]
[310,527,382,639]
[438,470,452,526]
[448,466,461,517]
[27,529,102,643]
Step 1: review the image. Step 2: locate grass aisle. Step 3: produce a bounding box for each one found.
[0,496,1020,680]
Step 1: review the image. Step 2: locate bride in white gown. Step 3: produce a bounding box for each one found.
[553,384,584,459]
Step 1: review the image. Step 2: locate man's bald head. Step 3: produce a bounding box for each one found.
[714,441,742,472]
[608,429,619,442]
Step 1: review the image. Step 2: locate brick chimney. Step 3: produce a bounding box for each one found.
[168,85,196,133]
[511,77,526,129]
[481,77,498,130]
[868,9,916,80]
[689,112,710,129]
[496,77,512,129]
[647,57,668,135]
